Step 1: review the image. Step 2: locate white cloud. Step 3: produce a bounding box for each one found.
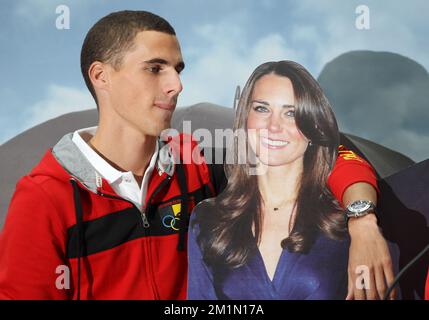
[14,0,63,25]
[289,0,429,74]
[179,15,304,108]
[13,0,88,26]
[24,84,95,129]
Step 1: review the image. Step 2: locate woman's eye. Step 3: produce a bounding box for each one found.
[253,105,269,113]
[285,110,295,117]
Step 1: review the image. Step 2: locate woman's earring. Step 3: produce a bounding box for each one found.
[308,140,313,146]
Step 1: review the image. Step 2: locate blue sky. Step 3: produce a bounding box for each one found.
[1,0,428,161]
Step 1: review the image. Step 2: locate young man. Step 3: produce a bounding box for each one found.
[0,11,394,299]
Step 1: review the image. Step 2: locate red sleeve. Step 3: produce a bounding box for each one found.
[327,145,379,207]
[0,177,70,299]
[425,268,429,300]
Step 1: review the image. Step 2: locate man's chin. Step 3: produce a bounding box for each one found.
[151,121,172,137]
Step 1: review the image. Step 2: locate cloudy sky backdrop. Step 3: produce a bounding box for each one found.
[0,0,428,161]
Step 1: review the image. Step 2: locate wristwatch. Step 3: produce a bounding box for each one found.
[345,200,377,219]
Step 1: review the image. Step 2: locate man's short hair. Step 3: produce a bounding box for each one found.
[80,10,176,106]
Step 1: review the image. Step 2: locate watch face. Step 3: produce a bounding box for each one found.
[348,200,371,213]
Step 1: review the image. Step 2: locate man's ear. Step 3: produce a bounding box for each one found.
[88,61,109,92]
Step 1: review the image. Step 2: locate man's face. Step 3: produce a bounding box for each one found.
[105,31,184,137]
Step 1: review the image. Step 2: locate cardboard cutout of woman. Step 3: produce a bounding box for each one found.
[188,61,359,299]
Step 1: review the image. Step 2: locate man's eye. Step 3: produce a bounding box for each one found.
[253,105,269,113]
[147,65,161,73]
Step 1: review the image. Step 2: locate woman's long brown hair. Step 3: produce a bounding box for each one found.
[193,61,347,271]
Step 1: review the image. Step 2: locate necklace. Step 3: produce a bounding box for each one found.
[264,198,296,212]
[262,201,297,234]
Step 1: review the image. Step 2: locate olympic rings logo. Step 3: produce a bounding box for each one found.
[162,214,180,231]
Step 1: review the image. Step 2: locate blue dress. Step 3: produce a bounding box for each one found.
[187,204,350,300]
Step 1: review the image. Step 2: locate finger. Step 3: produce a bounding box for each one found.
[365,268,378,300]
[346,289,354,300]
[354,286,366,300]
[374,266,387,300]
[346,272,354,300]
[354,272,366,300]
[383,262,397,300]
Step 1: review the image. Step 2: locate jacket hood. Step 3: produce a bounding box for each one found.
[28,132,176,194]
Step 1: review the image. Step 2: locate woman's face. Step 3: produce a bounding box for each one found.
[247,74,310,168]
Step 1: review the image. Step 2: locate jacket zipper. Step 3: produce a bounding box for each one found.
[142,174,172,300]
[144,175,172,220]
[140,210,150,228]
[98,175,172,229]
[96,191,151,229]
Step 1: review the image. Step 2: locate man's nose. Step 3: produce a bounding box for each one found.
[164,71,183,98]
